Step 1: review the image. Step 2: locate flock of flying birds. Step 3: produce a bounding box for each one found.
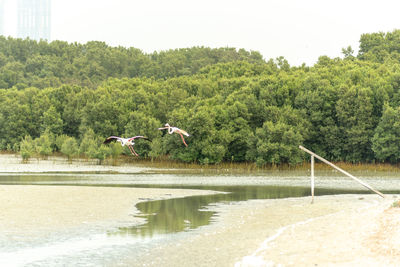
[103,123,190,156]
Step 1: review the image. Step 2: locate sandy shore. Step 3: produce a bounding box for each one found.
[0,187,399,266]
[234,195,400,267]
[0,154,149,173]
[131,194,400,267]
[0,185,215,237]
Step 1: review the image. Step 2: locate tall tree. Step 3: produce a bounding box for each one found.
[372,105,400,162]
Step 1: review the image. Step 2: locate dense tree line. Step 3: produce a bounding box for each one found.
[0,36,263,89]
[2,30,400,165]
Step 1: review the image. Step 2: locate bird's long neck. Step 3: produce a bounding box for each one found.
[168,126,174,134]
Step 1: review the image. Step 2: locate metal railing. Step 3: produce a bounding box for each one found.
[299,145,385,202]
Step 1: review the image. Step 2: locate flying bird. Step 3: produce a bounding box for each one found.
[158,123,190,147]
[103,136,151,156]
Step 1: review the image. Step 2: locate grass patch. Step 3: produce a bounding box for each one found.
[119,156,400,171]
[103,155,400,175]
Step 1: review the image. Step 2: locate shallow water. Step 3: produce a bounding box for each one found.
[116,185,375,239]
[1,172,400,237]
[1,171,400,266]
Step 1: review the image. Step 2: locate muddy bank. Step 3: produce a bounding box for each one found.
[130,194,399,267]
[0,184,398,266]
[0,154,148,173]
[0,185,215,237]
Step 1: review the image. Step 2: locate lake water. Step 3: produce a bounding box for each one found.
[1,171,399,266]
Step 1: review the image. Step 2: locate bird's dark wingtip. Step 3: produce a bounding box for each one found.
[103,137,115,144]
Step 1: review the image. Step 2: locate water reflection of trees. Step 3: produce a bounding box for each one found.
[116,194,221,238]
[114,185,348,238]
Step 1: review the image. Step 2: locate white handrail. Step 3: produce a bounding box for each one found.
[311,155,315,203]
[299,145,385,199]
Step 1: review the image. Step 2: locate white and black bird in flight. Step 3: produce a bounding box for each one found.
[158,123,190,147]
[103,136,151,156]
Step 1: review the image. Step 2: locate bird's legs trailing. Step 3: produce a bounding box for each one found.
[179,133,188,147]
[129,145,139,156]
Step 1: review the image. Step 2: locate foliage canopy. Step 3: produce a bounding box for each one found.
[2,30,400,164]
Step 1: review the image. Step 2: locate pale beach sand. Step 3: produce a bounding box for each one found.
[0,190,398,267]
[0,185,215,237]
[0,184,218,266]
[0,154,148,173]
[131,194,400,267]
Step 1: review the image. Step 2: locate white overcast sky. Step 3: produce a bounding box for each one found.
[2,0,400,66]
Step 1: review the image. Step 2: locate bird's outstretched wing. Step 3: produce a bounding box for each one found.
[103,136,121,144]
[128,136,152,142]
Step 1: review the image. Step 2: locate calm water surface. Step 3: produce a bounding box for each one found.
[1,172,400,236]
[1,172,399,266]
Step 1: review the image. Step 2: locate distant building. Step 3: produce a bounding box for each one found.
[17,0,51,41]
[0,0,5,36]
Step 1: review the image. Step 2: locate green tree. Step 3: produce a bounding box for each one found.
[294,78,341,160]
[342,46,354,59]
[34,130,54,158]
[247,121,304,166]
[246,105,307,165]
[42,105,63,135]
[109,142,123,162]
[336,86,375,162]
[55,134,69,151]
[19,135,35,162]
[60,136,78,161]
[372,105,400,162]
[79,128,97,156]
[4,31,400,165]
[86,144,111,164]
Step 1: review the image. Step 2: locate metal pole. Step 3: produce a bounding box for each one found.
[299,146,385,198]
[311,155,315,203]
